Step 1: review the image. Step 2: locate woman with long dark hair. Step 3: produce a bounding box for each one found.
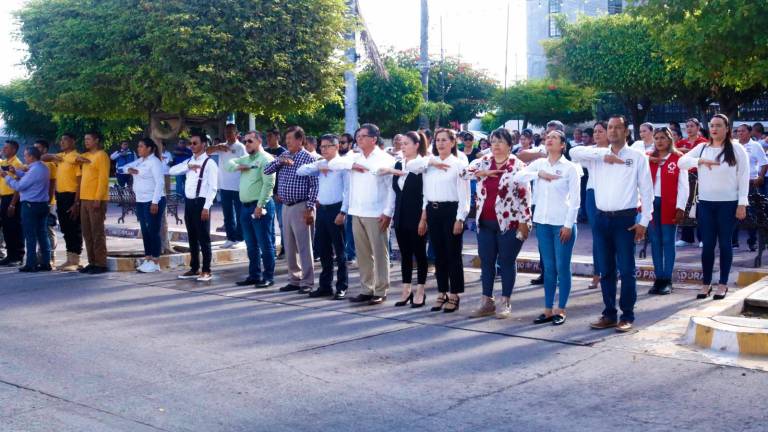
[380,131,430,307]
[679,114,749,300]
[402,129,470,313]
[463,128,532,319]
[120,138,166,273]
[647,127,689,295]
[570,121,609,290]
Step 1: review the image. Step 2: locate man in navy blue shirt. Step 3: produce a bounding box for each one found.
[110,141,136,188]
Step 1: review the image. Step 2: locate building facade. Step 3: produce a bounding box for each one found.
[527,0,626,79]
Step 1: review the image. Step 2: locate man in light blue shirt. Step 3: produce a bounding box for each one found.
[296,134,350,299]
[0,146,51,272]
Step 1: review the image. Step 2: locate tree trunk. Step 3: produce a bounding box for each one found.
[419,0,430,129]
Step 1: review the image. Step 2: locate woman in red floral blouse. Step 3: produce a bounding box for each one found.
[462,128,532,319]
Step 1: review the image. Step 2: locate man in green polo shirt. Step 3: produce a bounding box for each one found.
[227,130,276,288]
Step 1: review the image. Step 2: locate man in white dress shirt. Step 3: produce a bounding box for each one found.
[571,115,654,333]
[170,132,219,282]
[328,124,395,305]
[207,124,246,249]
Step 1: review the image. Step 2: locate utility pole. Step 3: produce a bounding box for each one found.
[503,1,510,97]
[344,0,359,135]
[419,0,430,129]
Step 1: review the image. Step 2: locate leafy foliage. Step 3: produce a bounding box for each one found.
[495,80,595,128]
[16,0,349,121]
[357,62,423,136]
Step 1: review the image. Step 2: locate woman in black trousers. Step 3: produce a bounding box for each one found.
[381,131,430,307]
[403,129,470,313]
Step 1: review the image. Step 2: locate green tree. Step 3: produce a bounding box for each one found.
[16,0,349,140]
[357,62,423,136]
[545,14,671,137]
[495,80,595,129]
[635,0,767,120]
[0,81,57,140]
[420,101,453,130]
[395,50,498,125]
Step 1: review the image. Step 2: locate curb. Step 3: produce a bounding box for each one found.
[684,316,768,356]
[464,251,768,285]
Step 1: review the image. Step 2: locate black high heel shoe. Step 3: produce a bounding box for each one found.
[696,285,713,299]
[443,296,460,313]
[411,294,426,308]
[713,286,729,300]
[431,294,448,312]
[395,292,413,307]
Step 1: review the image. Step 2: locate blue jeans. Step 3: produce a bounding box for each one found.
[241,200,276,282]
[344,215,356,261]
[175,175,186,198]
[593,210,637,322]
[648,197,676,280]
[477,219,524,297]
[536,223,577,309]
[21,201,50,269]
[136,198,166,258]
[220,189,243,242]
[698,200,738,285]
[585,189,601,276]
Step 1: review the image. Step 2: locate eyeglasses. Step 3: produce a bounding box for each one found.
[356,134,372,140]
[339,141,348,145]
[245,139,255,143]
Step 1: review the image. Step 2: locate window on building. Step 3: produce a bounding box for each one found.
[548,0,562,38]
[607,0,623,15]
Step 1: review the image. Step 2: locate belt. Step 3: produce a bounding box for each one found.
[428,201,458,209]
[242,201,258,207]
[597,208,637,218]
[317,202,342,210]
[285,200,306,207]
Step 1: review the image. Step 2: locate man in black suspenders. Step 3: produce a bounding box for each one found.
[169,131,219,282]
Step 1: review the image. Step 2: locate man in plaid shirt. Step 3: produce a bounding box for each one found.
[264,126,319,293]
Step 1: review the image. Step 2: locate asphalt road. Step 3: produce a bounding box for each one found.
[1,262,766,432]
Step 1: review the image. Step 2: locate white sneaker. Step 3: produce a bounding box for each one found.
[699,242,703,248]
[675,240,693,247]
[144,261,161,273]
[136,260,151,273]
[197,272,213,282]
[221,240,236,249]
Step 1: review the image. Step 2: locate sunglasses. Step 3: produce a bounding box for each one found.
[245,139,255,143]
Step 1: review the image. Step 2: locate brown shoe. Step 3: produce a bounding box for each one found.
[589,316,618,330]
[469,296,496,318]
[615,321,633,333]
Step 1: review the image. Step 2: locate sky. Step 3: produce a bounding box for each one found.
[0,0,527,85]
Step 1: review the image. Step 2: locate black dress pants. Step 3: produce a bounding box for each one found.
[426,202,464,294]
[185,198,212,273]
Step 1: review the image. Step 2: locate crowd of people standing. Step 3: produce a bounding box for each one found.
[0,113,763,333]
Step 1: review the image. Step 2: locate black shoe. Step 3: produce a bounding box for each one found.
[658,283,672,295]
[349,293,374,303]
[36,264,53,272]
[748,243,757,252]
[368,296,386,305]
[298,286,312,294]
[236,278,260,286]
[394,292,413,307]
[696,285,713,299]
[530,274,544,285]
[533,314,554,324]
[732,243,740,249]
[411,294,426,308]
[276,252,285,260]
[18,266,38,273]
[79,264,94,274]
[442,296,460,313]
[333,290,347,300]
[552,314,567,326]
[308,289,333,298]
[254,280,274,289]
[0,257,21,267]
[648,279,663,295]
[713,286,729,300]
[88,266,108,274]
[279,284,301,292]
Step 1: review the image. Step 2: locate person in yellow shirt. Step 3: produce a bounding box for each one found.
[42,133,83,271]
[0,140,25,266]
[33,139,58,267]
[76,131,110,274]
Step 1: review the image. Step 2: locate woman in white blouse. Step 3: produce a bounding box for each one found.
[121,138,166,273]
[679,114,749,300]
[514,131,581,325]
[403,129,470,312]
[571,121,609,290]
